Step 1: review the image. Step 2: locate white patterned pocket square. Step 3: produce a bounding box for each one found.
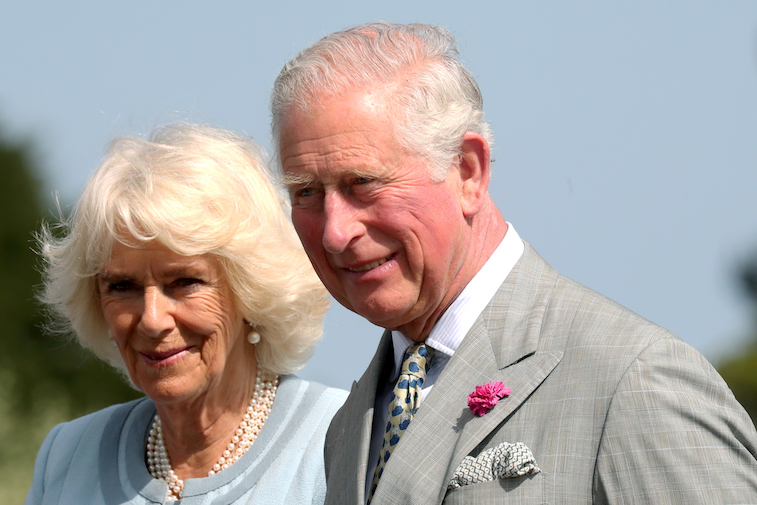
[447,441,540,490]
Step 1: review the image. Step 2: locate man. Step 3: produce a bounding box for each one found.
[272,22,757,504]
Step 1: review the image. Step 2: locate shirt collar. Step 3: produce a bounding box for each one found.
[391,223,524,366]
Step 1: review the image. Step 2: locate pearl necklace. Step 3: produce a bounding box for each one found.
[146,371,279,501]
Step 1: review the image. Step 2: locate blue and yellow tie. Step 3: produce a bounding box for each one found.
[368,343,432,502]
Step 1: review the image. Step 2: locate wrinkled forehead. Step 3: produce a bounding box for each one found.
[281,84,396,131]
[93,221,196,273]
[278,106,419,189]
[100,237,220,272]
[279,88,400,154]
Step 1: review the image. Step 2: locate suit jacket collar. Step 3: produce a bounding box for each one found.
[325,328,393,505]
[327,243,564,505]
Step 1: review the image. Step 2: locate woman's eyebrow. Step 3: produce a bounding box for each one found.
[96,271,129,283]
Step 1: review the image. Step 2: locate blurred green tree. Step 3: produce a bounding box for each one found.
[0,131,141,502]
[717,260,757,423]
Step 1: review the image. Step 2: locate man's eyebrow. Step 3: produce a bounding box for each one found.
[282,173,316,187]
[281,167,390,188]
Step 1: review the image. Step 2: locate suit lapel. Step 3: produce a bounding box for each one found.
[371,244,563,505]
[324,330,393,505]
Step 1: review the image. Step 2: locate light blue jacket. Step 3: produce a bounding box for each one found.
[26,375,347,505]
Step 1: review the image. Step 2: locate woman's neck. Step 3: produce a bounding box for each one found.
[152,338,263,479]
[155,379,258,478]
[146,369,279,501]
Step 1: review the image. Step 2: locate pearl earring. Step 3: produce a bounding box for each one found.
[247,329,261,345]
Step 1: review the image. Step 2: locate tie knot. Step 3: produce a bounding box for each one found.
[401,343,432,378]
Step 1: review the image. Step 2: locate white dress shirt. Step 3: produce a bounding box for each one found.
[364,224,524,500]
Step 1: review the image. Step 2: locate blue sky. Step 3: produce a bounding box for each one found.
[2,1,757,389]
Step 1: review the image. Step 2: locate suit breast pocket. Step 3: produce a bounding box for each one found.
[443,472,549,504]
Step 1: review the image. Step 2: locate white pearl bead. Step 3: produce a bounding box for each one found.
[146,370,279,500]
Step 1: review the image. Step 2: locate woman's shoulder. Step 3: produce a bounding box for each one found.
[280,375,348,406]
[273,375,347,428]
[321,385,349,403]
[47,398,149,441]
[26,398,151,505]
[36,398,150,466]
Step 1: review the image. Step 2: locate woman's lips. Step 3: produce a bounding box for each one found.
[140,347,191,366]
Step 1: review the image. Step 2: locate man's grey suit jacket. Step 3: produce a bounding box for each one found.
[323,242,757,504]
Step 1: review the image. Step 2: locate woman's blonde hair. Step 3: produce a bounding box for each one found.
[39,123,328,376]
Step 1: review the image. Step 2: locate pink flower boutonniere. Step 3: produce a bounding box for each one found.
[468,381,511,417]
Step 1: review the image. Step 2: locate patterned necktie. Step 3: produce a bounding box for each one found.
[368,343,432,503]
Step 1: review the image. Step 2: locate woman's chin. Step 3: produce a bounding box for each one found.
[132,368,205,406]
[144,384,199,407]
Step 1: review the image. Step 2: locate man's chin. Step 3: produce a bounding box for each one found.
[349,301,404,325]
[349,302,422,335]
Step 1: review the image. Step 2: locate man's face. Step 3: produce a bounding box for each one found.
[279,90,472,339]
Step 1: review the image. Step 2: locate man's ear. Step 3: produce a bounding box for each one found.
[457,131,491,218]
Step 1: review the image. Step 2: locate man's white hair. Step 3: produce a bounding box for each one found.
[271,22,493,181]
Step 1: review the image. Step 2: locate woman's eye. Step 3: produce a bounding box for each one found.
[110,281,133,292]
[175,278,203,288]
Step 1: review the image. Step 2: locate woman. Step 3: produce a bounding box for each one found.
[26,123,347,504]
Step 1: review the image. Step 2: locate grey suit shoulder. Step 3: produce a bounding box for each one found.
[324,242,757,504]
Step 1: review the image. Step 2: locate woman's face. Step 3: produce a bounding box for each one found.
[97,239,251,405]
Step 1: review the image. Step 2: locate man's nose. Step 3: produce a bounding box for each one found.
[138,287,175,337]
[322,191,364,253]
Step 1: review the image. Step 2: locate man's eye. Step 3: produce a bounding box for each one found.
[289,186,317,200]
[354,177,372,185]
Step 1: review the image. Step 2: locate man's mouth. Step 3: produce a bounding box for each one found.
[348,255,391,272]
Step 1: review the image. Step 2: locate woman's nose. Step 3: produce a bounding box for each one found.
[138,287,175,337]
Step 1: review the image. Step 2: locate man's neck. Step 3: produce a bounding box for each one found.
[397,202,507,341]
